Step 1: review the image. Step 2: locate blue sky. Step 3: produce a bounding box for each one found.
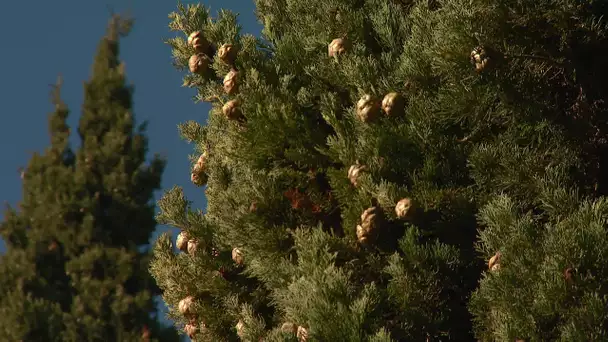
[0,0,260,334]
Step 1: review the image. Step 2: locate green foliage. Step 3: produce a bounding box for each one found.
[0,15,178,342]
[471,193,608,341]
[152,0,608,340]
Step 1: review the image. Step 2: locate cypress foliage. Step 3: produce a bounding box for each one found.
[152,1,608,340]
[0,15,179,342]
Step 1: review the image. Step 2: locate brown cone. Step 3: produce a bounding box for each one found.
[223,69,240,95]
[222,99,243,121]
[189,54,210,75]
[232,247,244,265]
[395,198,414,219]
[218,43,238,65]
[382,92,406,117]
[357,206,382,244]
[356,95,381,123]
[488,252,501,272]
[328,38,349,58]
[188,31,209,53]
[178,296,195,316]
[176,231,189,252]
[348,164,366,187]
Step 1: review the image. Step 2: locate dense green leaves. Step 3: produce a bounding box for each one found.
[153,0,608,340]
[0,15,177,342]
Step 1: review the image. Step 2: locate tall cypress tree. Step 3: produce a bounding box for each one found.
[151,1,608,341]
[0,15,178,342]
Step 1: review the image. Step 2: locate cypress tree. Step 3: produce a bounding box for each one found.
[152,1,608,340]
[0,15,178,342]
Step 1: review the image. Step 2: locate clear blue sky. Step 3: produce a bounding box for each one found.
[0,0,260,335]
